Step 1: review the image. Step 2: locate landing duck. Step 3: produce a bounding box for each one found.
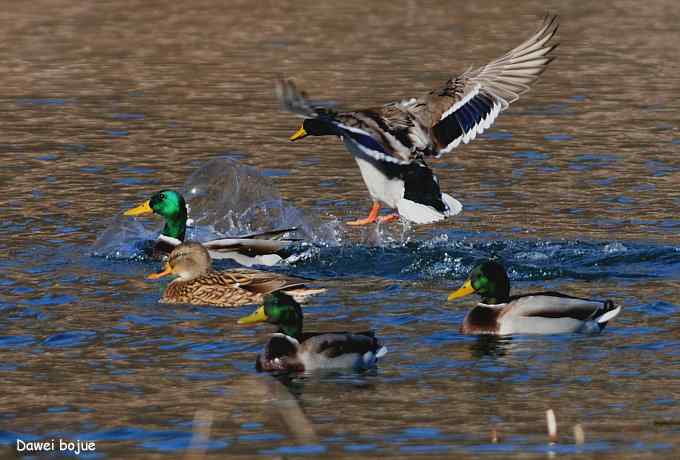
[124,190,298,266]
[278,16,558,225]
[238,292,387,372]
[448,260,622,335]
[146,242,324,307]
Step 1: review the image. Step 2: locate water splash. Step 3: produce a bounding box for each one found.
[91,218,160,260]
[183,157,293,236]
[92,156,342,260]
[182,156,343,245]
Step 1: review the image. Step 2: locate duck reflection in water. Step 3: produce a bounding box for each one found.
[469,335,515,358]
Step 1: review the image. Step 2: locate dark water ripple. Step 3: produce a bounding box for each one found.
[288,235,680,281]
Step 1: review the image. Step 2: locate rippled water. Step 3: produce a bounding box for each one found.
[1,0,680,458]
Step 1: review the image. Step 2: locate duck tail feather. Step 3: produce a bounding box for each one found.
[596,302,622,324]
[397,198,447,224]
[442,193,463,217]
[360,345,388,368]
[375,346,388,359]
[397,194,462,224]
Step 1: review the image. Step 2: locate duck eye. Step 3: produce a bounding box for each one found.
[159,193,165,200]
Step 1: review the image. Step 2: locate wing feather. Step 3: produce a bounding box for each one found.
[276,16,557,162]
[220,269,306,295]
[417,15,558,155]
[504,293,607,321]
[301,332,381,358]
[275,77,337,118]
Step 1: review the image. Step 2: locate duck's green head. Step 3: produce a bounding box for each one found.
[448,260,511,305]
[124,190,188,240]
[237,292,303,339]
[289,118,339,141]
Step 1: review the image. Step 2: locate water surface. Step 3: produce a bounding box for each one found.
[1,0,679,458]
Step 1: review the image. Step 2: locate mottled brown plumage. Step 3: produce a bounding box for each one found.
[148,242,324,307]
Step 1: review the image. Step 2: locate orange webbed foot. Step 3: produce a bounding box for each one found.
[346,217,378,226]
[378,213,400,223]
[346,201,381,226]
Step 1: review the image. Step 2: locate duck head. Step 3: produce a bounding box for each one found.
[147,242,211,282]
[238,291,303,339]
[448,260,511,305]
[289,118,340,141]
[124,190,188,240]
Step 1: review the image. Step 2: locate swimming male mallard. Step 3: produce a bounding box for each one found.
[278,16,558,225]
[238,291,387,372]
[124,190,298,266]
[146,242,325,307]
[447,261,622,335]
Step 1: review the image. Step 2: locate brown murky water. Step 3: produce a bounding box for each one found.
[1,1,679,458]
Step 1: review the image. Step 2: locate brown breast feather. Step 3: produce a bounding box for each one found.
[461,306,502,334]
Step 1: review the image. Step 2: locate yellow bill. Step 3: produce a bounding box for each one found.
[147,263,172,280]
[289,126,308,141]
[124,200,153,216]
[237,306,268,325]
[447,279,476,301]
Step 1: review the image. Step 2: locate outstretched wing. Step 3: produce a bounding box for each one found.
[277,16,557,162]
[277,76,415,164]
[409,15,559,155]
[275,77,337,118]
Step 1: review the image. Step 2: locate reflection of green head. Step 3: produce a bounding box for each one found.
[238,292,303,339]
[149,190,187,240]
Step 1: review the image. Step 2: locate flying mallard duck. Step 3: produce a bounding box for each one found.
[238,291,387,372]
[277,15,558,225]
[146,242,325,306]
[124,190,298,266]
[448,260,622,335]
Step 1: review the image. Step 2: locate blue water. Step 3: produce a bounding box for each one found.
[2,226,679,457]
[2,1,680,458]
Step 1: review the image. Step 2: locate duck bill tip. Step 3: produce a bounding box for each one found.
[237,306,267,325]
[289,126,307,141]
[147,264,172,280]
[124,200,153,216]
[447,279,475,301]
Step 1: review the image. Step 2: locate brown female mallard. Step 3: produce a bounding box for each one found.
[146,242,324,306]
